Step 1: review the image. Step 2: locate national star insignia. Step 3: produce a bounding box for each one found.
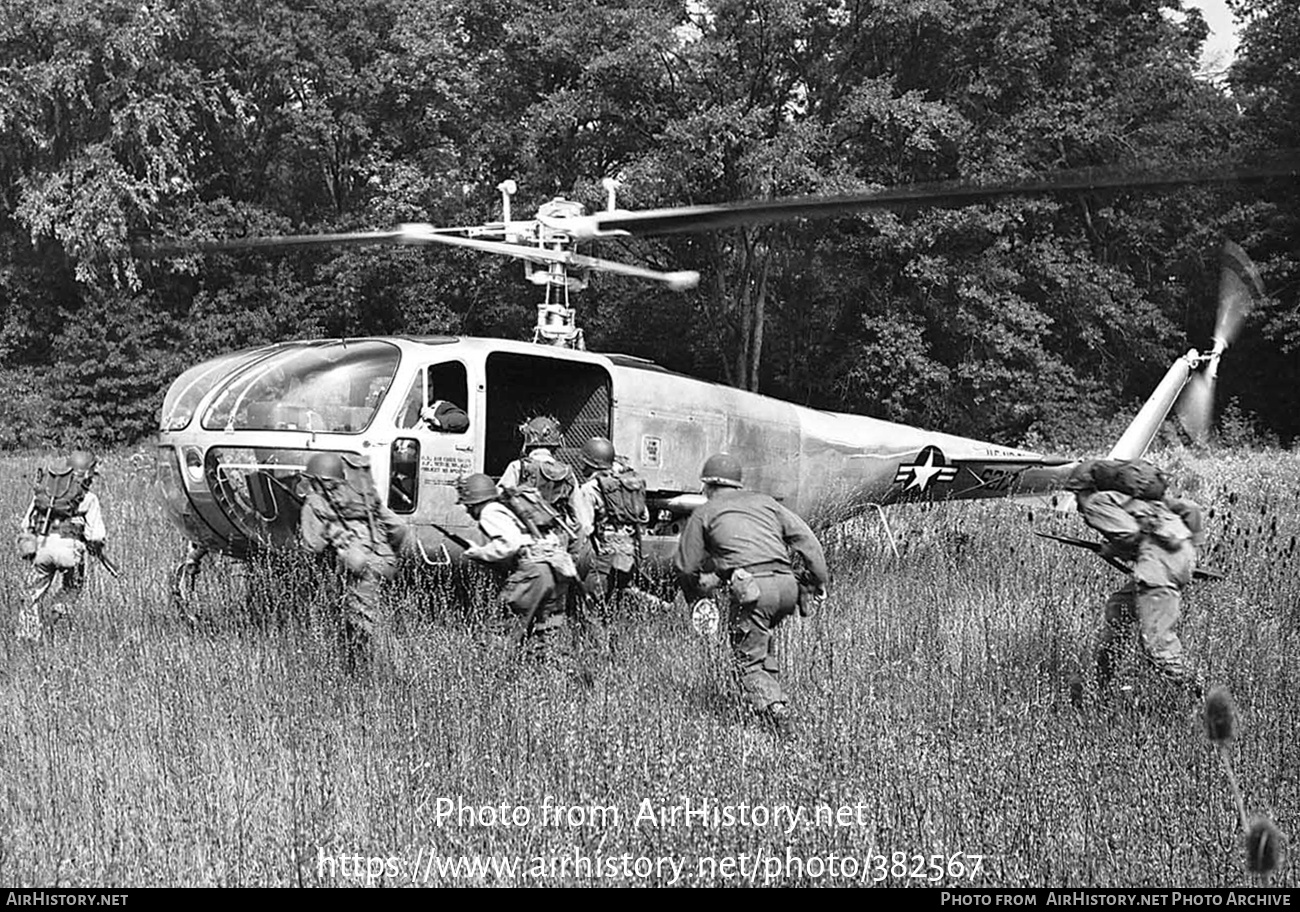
[894,446,959,493]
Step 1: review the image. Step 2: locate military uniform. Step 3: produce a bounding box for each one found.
[17,481,106,643]
[500,417,590,588]
[458,473,576,659]
[1071,459,1205,698]
[421,400,469,432]
[674,455,828,724]
[499,450,585,527]
[299,453,406,672]
[575,438,648,602]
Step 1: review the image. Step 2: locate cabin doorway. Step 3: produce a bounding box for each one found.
[484,352,612,477]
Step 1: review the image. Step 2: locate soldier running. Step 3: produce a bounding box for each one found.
[457,472,576,660]
[299,452,407,674]
[1069,458,1206,700]
[673,453,829,734]
[574,436,649,605]
[16,450,107,643]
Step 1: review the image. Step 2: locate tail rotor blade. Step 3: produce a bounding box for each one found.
[1177,371,1215,443]
[1178,242,1265,442]
[1216,241,1264,349]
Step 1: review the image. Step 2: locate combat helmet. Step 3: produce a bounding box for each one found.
[457,473,499,506]
[580,436,616,471]
[305,452,346,480]
[519,416,563,451]
[700,453,743,488]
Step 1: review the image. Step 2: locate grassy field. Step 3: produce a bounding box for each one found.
[0,447,1296,887]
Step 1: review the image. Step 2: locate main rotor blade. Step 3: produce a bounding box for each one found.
[133,229,408,258]
[566,151,1300,238]
[131,223,499,258]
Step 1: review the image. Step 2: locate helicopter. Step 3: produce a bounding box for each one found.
[142,157,1288,595]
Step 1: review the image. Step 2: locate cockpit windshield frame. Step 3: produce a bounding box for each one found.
[200,340,402,434]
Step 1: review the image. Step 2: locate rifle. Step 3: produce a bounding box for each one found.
[1033,531,1225,581]
[425,521,475,551]
[87,542,121,579]
[38,504,54,539]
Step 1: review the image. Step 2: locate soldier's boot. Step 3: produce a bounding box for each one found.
[567,589,610,666]
[1144,641,1203,701]
[760,702,796,740]
[528,622,571,667]
[50,563,86,631]
[1067,672,1085,711]
[1158,662,1205,701]
[344,629,374,677]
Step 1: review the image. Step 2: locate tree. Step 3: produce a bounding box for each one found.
[1225,0,1300,444]
[0,0,1286,449]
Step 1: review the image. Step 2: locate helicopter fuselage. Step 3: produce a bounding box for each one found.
[156,335,1078,565]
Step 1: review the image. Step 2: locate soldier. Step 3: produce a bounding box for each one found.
[575,436,649,604]
[498,416,587,532]
[457,472,576,660]
[673,453,829,734]
[421,399,469,433]
[299,452,406,674]
[1069,458,1206,701]
[499,415,591,589]
[16,450,107,643]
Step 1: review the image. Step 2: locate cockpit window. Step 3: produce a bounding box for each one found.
[160,347,275,431]
[201,341,401,433]
[396,369,425,430]
[395,361,470,432]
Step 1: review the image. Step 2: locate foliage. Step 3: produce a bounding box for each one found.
[50,290,188,446]
[1225,0,1300,443]
[0,365,58,448]
[0,0,1295,447]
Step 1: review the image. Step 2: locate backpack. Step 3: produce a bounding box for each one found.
[1105,459,1167,501]
[595,465,649,526]
[31,465,92,526]
[499,484,568,536]
[515,456,577,515]
[1069,458,1168,501]
[306,455,381,522]
[305,454,399,574]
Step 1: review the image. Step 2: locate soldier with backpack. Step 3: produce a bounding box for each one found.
[15,450,107,642]
[457,472,577,660]
[299,452,407,674]
[1067,457,1207,701]
[575,436,649,603]
[498,417,587,533]
[498,415,592,588]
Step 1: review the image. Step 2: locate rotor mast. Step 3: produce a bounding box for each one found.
[498,179,588,349]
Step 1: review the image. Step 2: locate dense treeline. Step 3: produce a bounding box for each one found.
[0,0,1295,449]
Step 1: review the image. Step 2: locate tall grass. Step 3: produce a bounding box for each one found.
[1,448,1296,886]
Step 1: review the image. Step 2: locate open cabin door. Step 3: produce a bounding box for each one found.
[385,359,479,560]
[483,352,612,477]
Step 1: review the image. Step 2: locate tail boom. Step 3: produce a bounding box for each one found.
[1107,349,1199,461]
